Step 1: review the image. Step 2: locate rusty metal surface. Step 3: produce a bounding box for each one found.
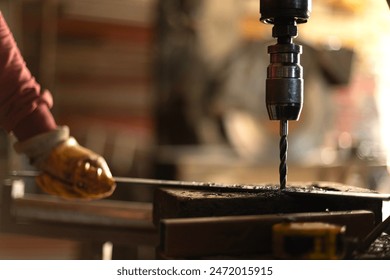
[153,187,383,226]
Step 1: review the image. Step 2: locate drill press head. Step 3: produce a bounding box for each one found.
[260,0,311,121]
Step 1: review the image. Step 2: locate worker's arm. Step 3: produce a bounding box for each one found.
[0,12,56,139]
[0,12,115,199]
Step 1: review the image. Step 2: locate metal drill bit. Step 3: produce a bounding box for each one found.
[279,120,288,190]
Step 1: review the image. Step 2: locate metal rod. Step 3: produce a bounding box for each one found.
[8,170,390,200]
[9,170,264,193]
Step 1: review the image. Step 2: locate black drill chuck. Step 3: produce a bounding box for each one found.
[266,42,303,120]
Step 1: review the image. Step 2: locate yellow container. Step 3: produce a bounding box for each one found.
[273,222,346,259]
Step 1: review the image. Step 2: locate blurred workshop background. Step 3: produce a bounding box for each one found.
[0,0,390,259]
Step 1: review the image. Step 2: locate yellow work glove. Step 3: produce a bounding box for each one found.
[14,126,116,200]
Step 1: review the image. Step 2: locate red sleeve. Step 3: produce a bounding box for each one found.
[0,12,57,141]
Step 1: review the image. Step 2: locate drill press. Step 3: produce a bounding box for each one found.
[260,0,311,189]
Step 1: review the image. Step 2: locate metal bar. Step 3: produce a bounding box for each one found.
[10,170,264,192]
[9,170,390,200]
[160,210,375,258]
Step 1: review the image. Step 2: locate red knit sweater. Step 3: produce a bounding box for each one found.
[0,12,57,141]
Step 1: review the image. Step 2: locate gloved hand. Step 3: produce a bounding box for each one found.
[14,126,116,200]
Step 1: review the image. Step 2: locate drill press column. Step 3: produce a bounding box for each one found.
[260,0,311,189]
